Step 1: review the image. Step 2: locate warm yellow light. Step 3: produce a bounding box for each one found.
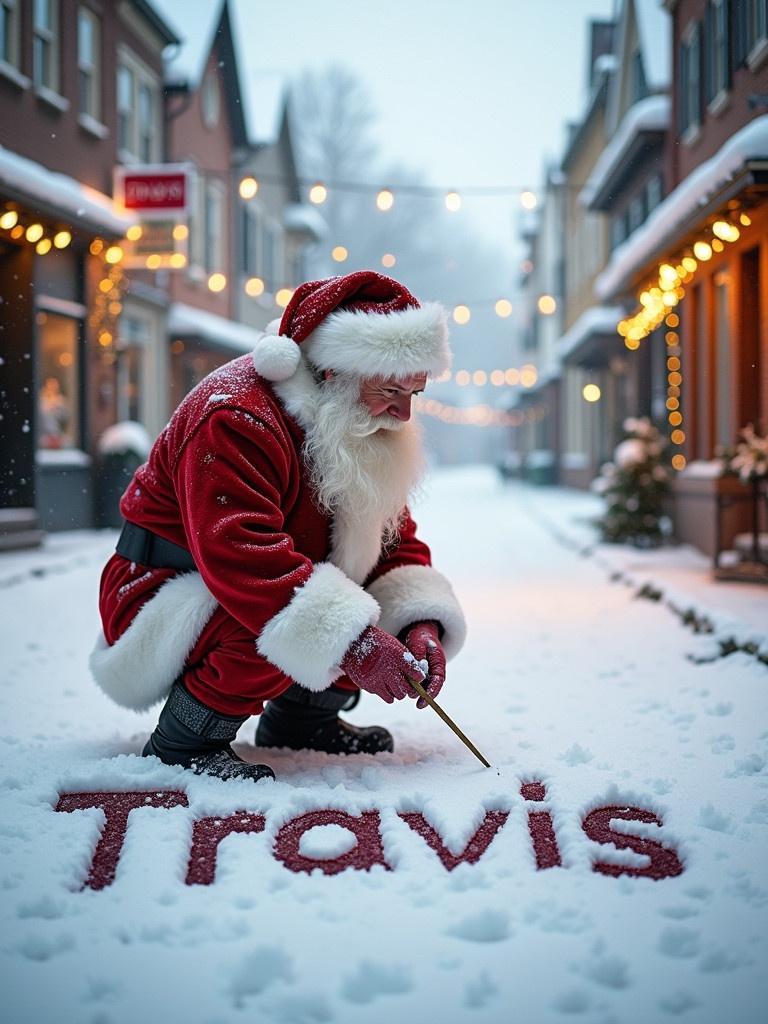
[0,210,19,229]
[105,245,123,264]
[453,305,471,325]
[126,224,143,241]
[36,237,52,254]
[455,370,471,386]
[275,287,293,308]
[711,238,724,252]
[98,331,112,346]
[667,356,681,371]
[712,220,739,243]
[537,294,556,315]
[665,313,679,328]
[520,366,538,388]
[99,278,112,293]
[58,351,73,367]
[146,254,162,269]
[505,368,520,385]
[659,263,679,285]
[625,337,641,350]
[582,383,601,402]
[172,223,189,240]
[10,224,23,239]
[671,454,687,471]
[682,256,697,273]
[668,371,682,387]
[381,253,396,268]
[490,369,505,386]
[169,252,187,268]
[171,339,185,355]
[444,191,462,212]
[472,370,487,386]
[53,230,72,249]
[666,331,679,345]
[90,238,104,255]
[308,183,328,205]
[207,272,227,292]
[239,176,259,200]
[520,190,537,210]
[617,320,629,337]
[494,298,513,318]
[740,212,751,226]
[109,301,122,315]
[331,245,348,262]
[245,276,265,297]
[693,241,712,261]
[376,189,394,212]
[26,223,44,243]
[668,385,681,398]
[662,291,678,307]
[666,397,679,411]
[669,411,683,426]
[671,429,686,444]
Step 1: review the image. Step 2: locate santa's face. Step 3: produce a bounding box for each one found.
[357,373,428,424]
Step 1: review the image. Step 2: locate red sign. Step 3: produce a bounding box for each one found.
[123,172,186,211]
[114,163,191,220]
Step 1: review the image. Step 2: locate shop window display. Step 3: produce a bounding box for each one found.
[37,312,79,450]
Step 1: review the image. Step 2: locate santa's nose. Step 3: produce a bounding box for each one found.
[388,395,412,421]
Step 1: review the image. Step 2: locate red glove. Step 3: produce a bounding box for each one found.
[403,621,446,709]
[341,625,427,704]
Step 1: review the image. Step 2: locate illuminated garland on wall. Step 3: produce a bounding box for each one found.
[617,211,751,471]
[414,396,546,428]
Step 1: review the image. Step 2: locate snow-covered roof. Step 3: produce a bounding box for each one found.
[168,302,262,354]
[635,0,672,91]
[283,203,327,241]
[0,145,133,236]
[596,114,768,298]
[558,305,625,361]
[581,95,670,208]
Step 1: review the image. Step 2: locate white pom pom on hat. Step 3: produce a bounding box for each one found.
[251,271,451,383]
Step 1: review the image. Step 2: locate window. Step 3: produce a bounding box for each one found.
[116,315,148,422]
[33,0,59,91]
[705,0,730,103]
[610,211,627,251]
[747,0,768,50]
[201,67,220,128]
[242,204,258,276]
[630,49,647,102]
[679,22,702,137]
[646,173,663,213]
[628,191,646,233]
[77,6,100,119]
[116,47,160,162]
[36,310,80,450]
[694,283,710,459]
[262,219,279,290]
[204,180,225,273]
[0,0,20,68]
[714,270,733,448]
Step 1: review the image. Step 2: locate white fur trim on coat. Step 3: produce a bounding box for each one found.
[256,562,380,691]
[301,302,450,379]
[366,564,467,660]
[89,572,219,711]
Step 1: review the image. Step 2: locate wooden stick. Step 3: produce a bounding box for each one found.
[409,677,491,768]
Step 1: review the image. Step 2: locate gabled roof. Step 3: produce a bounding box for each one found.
[607,0,671,134]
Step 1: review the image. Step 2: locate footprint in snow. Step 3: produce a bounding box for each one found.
[560,743,593,766]
[230,946,293,1007]
[697,803,732,832]
[552,988,592,1014]
[579,954,631,989]
[340,960,413,1003]
[657,926,701,959]
[448,908,510,943]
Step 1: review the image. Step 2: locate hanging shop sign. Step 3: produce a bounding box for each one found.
[113,163,192,220]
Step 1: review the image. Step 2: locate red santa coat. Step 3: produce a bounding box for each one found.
[90,353,466,716]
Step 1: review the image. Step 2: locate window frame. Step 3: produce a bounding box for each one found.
[0,0,20,71]
[679,20,703,143]
[204,178,226,275]
[33,0,59,92]
[77,5,100,121]
[116,45,161,164]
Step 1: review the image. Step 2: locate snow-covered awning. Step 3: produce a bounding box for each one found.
[0,145,133,237]
[283,203,327,241]
[596,115,768,300]
[581,95,670,210]
[168,302,262,355]
[559,305,625,364]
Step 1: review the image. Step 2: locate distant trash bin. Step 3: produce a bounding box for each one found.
[95,422,152,529]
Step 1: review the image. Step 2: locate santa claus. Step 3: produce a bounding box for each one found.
[91,271,467,782]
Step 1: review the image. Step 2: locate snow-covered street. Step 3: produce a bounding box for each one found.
[1,466,767,1024]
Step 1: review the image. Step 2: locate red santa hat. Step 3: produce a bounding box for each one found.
[251,270,451,382]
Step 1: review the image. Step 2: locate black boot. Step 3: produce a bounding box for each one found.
[143,682,275,783]
[255,684,394,755]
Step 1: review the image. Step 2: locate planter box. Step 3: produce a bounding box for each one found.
[670,470,753,558]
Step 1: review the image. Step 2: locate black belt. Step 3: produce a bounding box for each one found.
[116,520,197,571]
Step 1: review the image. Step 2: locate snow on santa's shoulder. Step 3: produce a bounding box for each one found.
[0,466,766,1022]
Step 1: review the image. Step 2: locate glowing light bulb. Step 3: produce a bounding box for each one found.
[331,245,348,262]
[520,191,537,210]
[245,277,265,296]
[453,305,471,325]
[239,176,258,200]
[455,370,470,386]
[582,384,601,402]
[309,183,327,204]
[53,230,71,249]
[36,237,52,254]
[671,454,686,470]
[472,370,487,386]
[693,241,712,261]
[173,224,189,240]
[105,245,123,264]
[275,288,293,308]
[537,294,556,315]
[494,299,512,318]
[712,220,739,242]
[26,223,44,243]
[207,272,227,292]
[376,189,394,212]
[0,210,19,229]
[381,253,396,268]
[126,224,143,241]
[444,191,461,212]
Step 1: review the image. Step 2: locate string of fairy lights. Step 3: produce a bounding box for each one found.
[617,209,752,470]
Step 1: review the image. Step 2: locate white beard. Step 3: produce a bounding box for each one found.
[302,374,426,583]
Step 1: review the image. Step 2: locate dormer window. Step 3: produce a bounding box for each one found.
[201,67,220,129]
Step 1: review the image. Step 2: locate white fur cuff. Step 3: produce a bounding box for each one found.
[90,572,219,710]
[256,562,380,691]
[366,564,466,660]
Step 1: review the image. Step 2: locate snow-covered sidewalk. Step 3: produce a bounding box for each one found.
[1,466,766,1023]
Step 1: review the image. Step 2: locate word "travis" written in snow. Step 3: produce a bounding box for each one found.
[53,780,684,891]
